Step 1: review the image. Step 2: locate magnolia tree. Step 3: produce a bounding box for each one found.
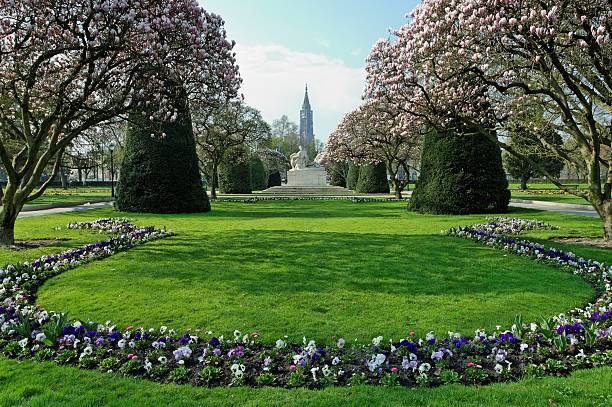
[193,100,271,199]
[367,0,612,239]
[325,102,420,199]
[0,0,240,245]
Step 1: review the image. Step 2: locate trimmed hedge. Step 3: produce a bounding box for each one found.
[356,162,390,194]
[267,171,282,188]
[329,162,348,188]
[410,127,510,214]
[116,86,210,214]
[219,148,252,194]
[346,163,359,190]
[250,156,268,191]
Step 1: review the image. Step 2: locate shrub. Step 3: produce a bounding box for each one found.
[250,156,268,191]
[267,171,282,188]
[410,127,510,214]
[346,163,360,190]
[356,162,390,193]
[329,162,348,187]
[218,148,252,194]
[116,84,210,213]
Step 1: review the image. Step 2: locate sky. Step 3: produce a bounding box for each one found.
[200,0,419,142]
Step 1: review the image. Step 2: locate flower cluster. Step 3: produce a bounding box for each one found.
[68,218,137,234]
[0,217,610,389]
[463,217,559,236]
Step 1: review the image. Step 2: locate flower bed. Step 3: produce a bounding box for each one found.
[0,217,610,389]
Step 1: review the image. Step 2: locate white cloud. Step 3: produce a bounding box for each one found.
[234,44,366,143]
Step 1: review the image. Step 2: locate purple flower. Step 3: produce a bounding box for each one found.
[209,337,220,347]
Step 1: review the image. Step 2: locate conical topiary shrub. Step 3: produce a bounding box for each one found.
[116,84,210,214]
[267,171,282,188]
[250,156,268,191]
[219,148,252,194]
[346,163,360,190]
[329,162,348,188]
[356,162,390,193]
[409,127,510,214]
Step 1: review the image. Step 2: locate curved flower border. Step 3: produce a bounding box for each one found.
[0,217,610,389]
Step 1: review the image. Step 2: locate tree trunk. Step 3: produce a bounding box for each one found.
[604,210,611,241]
[393,180,403,200]
[520,176,529,191]
[0,203,18,246]
[60,170,68,189]
[210,161,218,199]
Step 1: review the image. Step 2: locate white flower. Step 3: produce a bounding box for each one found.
[425,332,435,342]
[418,363,431,373]
[233,330,241,340]
[367,353,386,372]
[494,364,503,374]
[35,333,46,342]
[275,339,285,349]
[520,343,529,352]
[337,338,345,349]
[310,367,320,381]
[322,365,332,377]
[117,339,127,349]
[230,363,246,379]
[530,323,538,332]
[332,357,340,365]
[372,336,383,347]
[18,338,28,348]
[158,356,167,365]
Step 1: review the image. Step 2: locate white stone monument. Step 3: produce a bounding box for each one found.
[287,146,327,186]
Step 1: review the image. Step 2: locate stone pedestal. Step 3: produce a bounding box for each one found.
[286,167,327,186]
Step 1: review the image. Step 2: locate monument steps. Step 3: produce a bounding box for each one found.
[259,186,353,195]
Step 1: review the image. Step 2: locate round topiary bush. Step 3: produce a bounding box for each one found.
[219,148,252,194]
[410,127,510,214]
[116,86,210,214]
[267,171,282,188]
[356,162,390,193]
[346,163,360,190]
[250,156,268,191]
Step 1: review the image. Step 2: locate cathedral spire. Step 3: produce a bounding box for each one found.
[302,84,311,110]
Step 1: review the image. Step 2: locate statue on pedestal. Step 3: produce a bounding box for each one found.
[290,145,309,170]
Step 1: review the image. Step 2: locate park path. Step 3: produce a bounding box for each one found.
[18,201,113,218]
[508,201,598,218]
[16,197,598,218]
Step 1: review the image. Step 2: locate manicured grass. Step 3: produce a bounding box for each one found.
[508,182,589,190]
[3,202,612,405]
[511,191,591,205]
[1,358,611,406]
[21,201,603,342]
[26,187,111,206]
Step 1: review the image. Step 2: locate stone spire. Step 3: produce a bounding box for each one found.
[299,84,314,148]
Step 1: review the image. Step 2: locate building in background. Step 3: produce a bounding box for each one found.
[299,85,314,149]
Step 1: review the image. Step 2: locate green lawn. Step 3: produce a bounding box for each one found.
[26,187,112,206]
[2,201,612,405]
[1,358,610,406]
[511,191,592,205]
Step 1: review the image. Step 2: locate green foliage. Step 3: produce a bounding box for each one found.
[346,163,359,190]
[99,357,121,373]
[218,148,252,194]
[119,359,142,376]
[255,373,277,387]
[116,86,210,214]
[199,366,222,386]
[250,156,268,191]
[286,369,307,388]
[267,171,282,188]
[410,128,510,215]
[502,116,564,190]
[169,367,190,383]
[329,162,348,187]
[356,162,390,193]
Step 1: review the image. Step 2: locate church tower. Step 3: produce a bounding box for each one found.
[299,85,314,148]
